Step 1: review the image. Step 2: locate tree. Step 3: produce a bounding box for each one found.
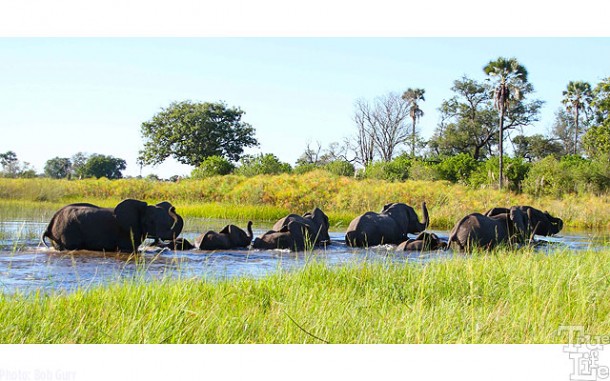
[138,101,259,167]
[484,57,531,189]
[79,154,126,179]
[429,77,498,160]
[512,134,563,162]
[402,88,425,157]
[44,157,72,179]
[191,155,235,178]
[562,81,593,154]
[235,154,292,176]
[0,151,36,178]
[592,77,610,125]
[550,108,577,156]
[352,92,410,163]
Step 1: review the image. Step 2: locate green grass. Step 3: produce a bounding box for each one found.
[1,247,609,343]
[1,175,610,229]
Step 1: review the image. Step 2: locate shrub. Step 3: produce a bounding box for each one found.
[362,155,412,181]
[324,160,355,177]
[234,154,292,177]
[435,153,478,184]
[469,156,530,192]
[191,156,235,178]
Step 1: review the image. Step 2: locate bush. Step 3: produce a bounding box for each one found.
[293,163,318,175]
[191,156,235,178]
[234,154,292,177]
[435,153,479,184]
[362,155,412,181]
[408,160,439,181]
[469,156,530,192]
[324,160,355,177]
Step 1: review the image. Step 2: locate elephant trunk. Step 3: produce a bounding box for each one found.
[246,221,253,241]
[418,201,429,231]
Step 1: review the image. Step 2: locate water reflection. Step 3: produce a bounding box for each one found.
[0,221,607,294]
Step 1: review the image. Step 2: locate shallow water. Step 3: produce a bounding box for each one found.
[0,220,607,294]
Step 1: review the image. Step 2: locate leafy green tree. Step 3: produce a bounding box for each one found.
[582,122,610,159]
[512,134,563,162]
[79,154,126,179]
[191,155,235,178]
[402,88,425,157]
[562,81,593,154]
[235,154,292,177]
[44,157,72,179]
[429,77,498,160]
[484,57,531,189]
[138,101,258,167]
[436,153,479,184]
[592,77,610,125]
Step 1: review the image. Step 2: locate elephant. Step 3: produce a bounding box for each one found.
[41,199,183,253]
[195,221,253,250]
[252,208,330,251]
[484,206,563,237]
[153,237,195,251]
[447,207,529,251]
[251,224,298,250]
[150,201,185,246]
[345,202,429,247]
[397,232,447,251]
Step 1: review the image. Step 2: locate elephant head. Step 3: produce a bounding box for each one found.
[485,205,563,237]
[303,208,330,243]
[115,199,181,244]
[381,202,429,235]
[448,207,530,251]
[218,221,253,248]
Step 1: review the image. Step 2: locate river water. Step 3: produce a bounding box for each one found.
[0,219,607,295]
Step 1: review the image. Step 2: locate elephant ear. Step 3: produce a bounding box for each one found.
[509,207,528,237]
[114,199,148,240]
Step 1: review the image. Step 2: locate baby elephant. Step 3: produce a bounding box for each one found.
[153,237,195,251]
[195,221,253,250]
[397,232,447,251]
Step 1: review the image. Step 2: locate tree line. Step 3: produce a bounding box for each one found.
[2,56,609,196]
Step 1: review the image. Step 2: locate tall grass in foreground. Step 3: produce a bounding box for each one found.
[1,174,609,228]
[1,248,609,343]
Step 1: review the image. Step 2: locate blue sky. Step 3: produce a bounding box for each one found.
[1,37,609,177]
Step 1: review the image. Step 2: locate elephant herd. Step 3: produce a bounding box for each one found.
[40,198,563,254]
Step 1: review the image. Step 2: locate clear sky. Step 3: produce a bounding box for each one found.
[1,38,609,177]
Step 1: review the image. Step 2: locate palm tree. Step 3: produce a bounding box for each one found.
[562,81,593,155]
[401,88,425,157]
[483,57,529,190]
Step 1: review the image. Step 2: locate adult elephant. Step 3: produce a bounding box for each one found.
[41,199,182,253]
[484,206,563,237]
[345,202,429,247]
[397,232,447,251]
[252,207,330,251]
[195,221,253,250]
[447,207,529,251]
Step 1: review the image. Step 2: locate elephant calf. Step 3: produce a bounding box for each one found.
[345,202,429,247]
[252,208,330,251]
[397,232,447,251]
[447,207,529,252]
[41,199,183,253]
[195,221,253,250]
